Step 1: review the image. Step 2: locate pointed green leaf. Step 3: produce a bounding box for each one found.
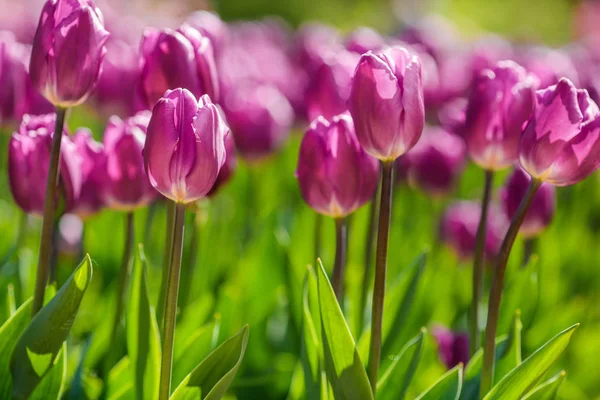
[377,329,425,400]
[30,343,67,400]
[460,337,510,400]
[416,364,463,400]
[0,298,32,398]
[483,324,578,400]
[127,246,160,400]
[316,259,374,400]
[494,310,522,384]
[107,356,133,400]
[10,255,92,399]
[301,265,323,399]
[171,325,249,400]
[522,371,566,400]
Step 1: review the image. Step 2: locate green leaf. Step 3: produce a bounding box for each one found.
[483,324,578,400]
[127,246,161,400]
[301,266,323,399]
[416,364,463,400]
[171,325,249,400]
[0,299,32,398]
[494,310,522,384]
[10,254,92,399]
[6,283,16,316]
[460,337,511,400]
[377,329,425,400]
[30,343,67,400]
[107,356,133,400]
[316,259,374,400]
[498,257,539,335]
[522,371,566,400]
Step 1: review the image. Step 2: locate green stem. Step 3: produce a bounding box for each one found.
[480,179,541,398]
[32,106,67,317]
[522,237,535,268]
[470,169,494,355]
[157,201,175,328]
[179,211,200,315]
[144,201,158,246]
[314,213,323,262]
[159,202,186,400]
[367,160,394,393]
[331,217,347,301]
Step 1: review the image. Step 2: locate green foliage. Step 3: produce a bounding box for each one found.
[416,364,463,400]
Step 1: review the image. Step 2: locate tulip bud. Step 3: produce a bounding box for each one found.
[432,325,469,370]
[186,11,229,55]
[520,78,600,186]
[207,134,237,197]
[403,126,466,196]
[464,61,537,171]
[104,111,156,210]
[345,27,385,55]
[144,89,229,203]
[223,83,293,161]
[8,114,82,214]
[439,201,507,261]
[139,25,218,109]
[29,0,110,107]
[348,46,425,161]
[72,129,106,217]
[501,168,555,238]
[296,113,379,218]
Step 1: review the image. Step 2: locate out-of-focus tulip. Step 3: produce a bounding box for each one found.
[294,22,341,74]
[345,27,385,55]
[432,325,469,370]
[403,126,466,196]
[519,47,579,89]
[464,61,537,170]
[501,168,555,238]
[469,36,514,79]
[186,11,228,55]
[144,89,228,203]
[223,83,293,161]
[349,46,425,161]
[29,0,110,107]
[296,113,379,218]
[305,50,359,121]
[104,111,156,210]
[440,200,507,261]
[139,25,218,109]
[8,114,82,215]
[520,78,600,186]
[437,97,467,137]
[57,213,83,255]
[72,129,106,217]
[207,134,237,197]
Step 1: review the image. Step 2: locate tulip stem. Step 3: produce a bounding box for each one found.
[470,169,494,355]
[157,201,175,328]
[179,212,201,314]
[331,217,347,301]
[32,106,67,317]
[480,179,541,398]
[367,160,394,393]
[314,213,323,262]
[159,202,186,400]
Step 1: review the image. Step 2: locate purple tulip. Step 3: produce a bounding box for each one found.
[139,24,218,109]
[519,78,600,186]
[464,61,538,170]
[345,27,385,55]
[438,98,467,137]
[432,325,470,369]
[501,168,555,238]
[29,0,109,107]
[440,201,507,261]
[403,126,466,196]
[186,11,228,55]
[519,47,580,89]
[72,129,106,218]
[207,134,237,197]
[296,113,379,218]
[294,23,342,74]
[223,83,293,161]
[305,50,359,121]
[144,89,229,203]
[104,111,156,210]
[348,45,425,161]
[8,114,82,215]
[469,36,514,79]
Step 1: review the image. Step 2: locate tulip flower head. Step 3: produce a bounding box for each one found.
[519,78,600,186]
[345,27,385,55]
[72,129,106,217]
[144,88,229,203]
[186,11,229,55]
[296,113,379,218]
[207,134,237,197]
[432,325,469,370]
[348,45,425,161]
[501,168,555,238]
[464,61,538,171]
[29,0,110,107]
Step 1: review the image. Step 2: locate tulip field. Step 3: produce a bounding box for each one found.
[1,0,600,399]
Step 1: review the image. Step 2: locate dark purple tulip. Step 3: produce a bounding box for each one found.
[403,126,466,196]
[349,45,425,161]
[139,25,218,109]
[207,134,237,197]
[186,11,228,55]
[464,61,537,170]
[519,47,580,89]
[519,78,600,186]
[104,111,156,210]
[72,129,106,218]
[501,168,555,238]
[223,83,293,161]
[29,0,110,107]
[432,325,469,369]
[144,89,228,203]
[440,201,507,261]
[296,113,379,218]
[305,50,359,121]
[8,114,82,215]
[345,27,385,55]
